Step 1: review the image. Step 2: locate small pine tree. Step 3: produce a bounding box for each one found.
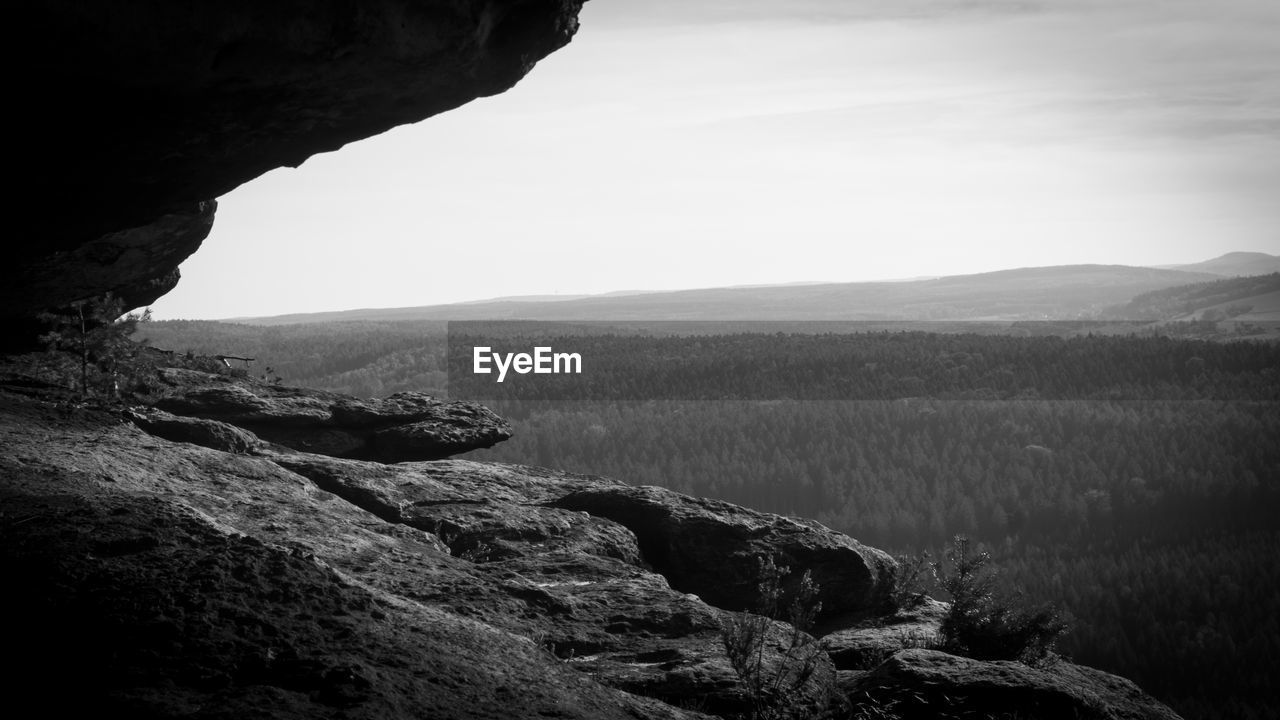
[932,535,1067,665]
[37,293,153,399]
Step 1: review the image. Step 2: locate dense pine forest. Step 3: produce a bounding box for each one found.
[141,320,1279,719]
[142,319,449,398]
[457,330,1280,720]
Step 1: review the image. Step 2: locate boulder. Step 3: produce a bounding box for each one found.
[822,598,948,671]
[126,406,262,454]
[0,378,1181,720]
[153,369,510,461]
[369,409,515,462]
[551,484,897,621]
[269,453,838,712]
[275,455,643,564]
[847,649,1183,720]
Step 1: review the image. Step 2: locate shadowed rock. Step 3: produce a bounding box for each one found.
[153,369,510,461]
[0,375,1183,720]
[849,649,1182,720]
[127,406,262,454]
[0,490,698,720]
[258,453,839,712]
[551,484,898,621]
[822,598,948,671]
[11,0,586,336]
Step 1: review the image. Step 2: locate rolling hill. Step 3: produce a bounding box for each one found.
[1157,251,1280,277]
[232,264,1224,325]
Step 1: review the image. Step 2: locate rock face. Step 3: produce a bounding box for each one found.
[11,0,586,333]
[4,5,1185,718]
[267,454,839,715]
[848,649,1182,720]
[0,372,1184,719]
[151,368,511,461]
[822,598,949,671]
[551,484,897,621]
[126,406,263,454]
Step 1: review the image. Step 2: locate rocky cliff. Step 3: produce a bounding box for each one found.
[0,365,1183,719]
[5,3,1183,717]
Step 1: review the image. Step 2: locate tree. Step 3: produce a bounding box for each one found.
[38,293,152,399]
[933,535,1066,665]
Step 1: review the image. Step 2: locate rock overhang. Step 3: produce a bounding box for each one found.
[10,0,588,338]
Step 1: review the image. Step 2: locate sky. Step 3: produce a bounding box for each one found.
[153,0,1280,320]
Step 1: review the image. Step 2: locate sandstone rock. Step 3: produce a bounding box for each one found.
[0,379,1181,720]
[272,455,833,710]
[13,1,586,330]
[551,484,898,621]
[848,649,1183,720]
[6,202,217,325]
[369,409,515,462]
[126,406,262,454]
[269,455,639,561]
[153,369,510,461]
[822,598,948,671]
[1,386,709,720]
[0,491,695,720]
[268,453,838,711]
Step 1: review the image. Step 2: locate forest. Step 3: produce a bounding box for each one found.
[461,330,1280,720]
[141,320,1279,720]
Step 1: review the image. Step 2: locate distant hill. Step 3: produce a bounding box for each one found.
[233,264,1219,325]
[143,268,1280,399]
[1156,251,1280,277]
[1103,272,1280,323]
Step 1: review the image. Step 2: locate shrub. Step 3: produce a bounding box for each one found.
[890,551,933,609]
[35,293,155,400]
[721,556,827,720]
[932,536,1066,665]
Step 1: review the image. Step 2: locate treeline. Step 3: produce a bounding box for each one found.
[455,332,1279,720]
[469,396,1280,717]
[139,320,1279,718]
[470,398,1278,546]
[1007,532,1280,720]
[140,320,448,396]
[450,330,1280,402]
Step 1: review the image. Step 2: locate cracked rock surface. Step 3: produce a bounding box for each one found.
[150,368,511,462]
[0,367,1182,719]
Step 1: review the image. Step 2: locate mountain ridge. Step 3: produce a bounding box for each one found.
[1155,251,1280,276]
[223,261,1254,325]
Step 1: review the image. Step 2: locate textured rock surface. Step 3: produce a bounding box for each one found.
[152,369,511,461]
[12,0,586,328]
[822,598,948,671]
[0,382,828,718]
[551,484,898,621]
[9,201,218,321]
[270,453,837,714]
[0,370,1183,719]
[127,406,262,454]
[849,649,1182,720]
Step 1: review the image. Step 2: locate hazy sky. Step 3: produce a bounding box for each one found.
[154,0,1280,319]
